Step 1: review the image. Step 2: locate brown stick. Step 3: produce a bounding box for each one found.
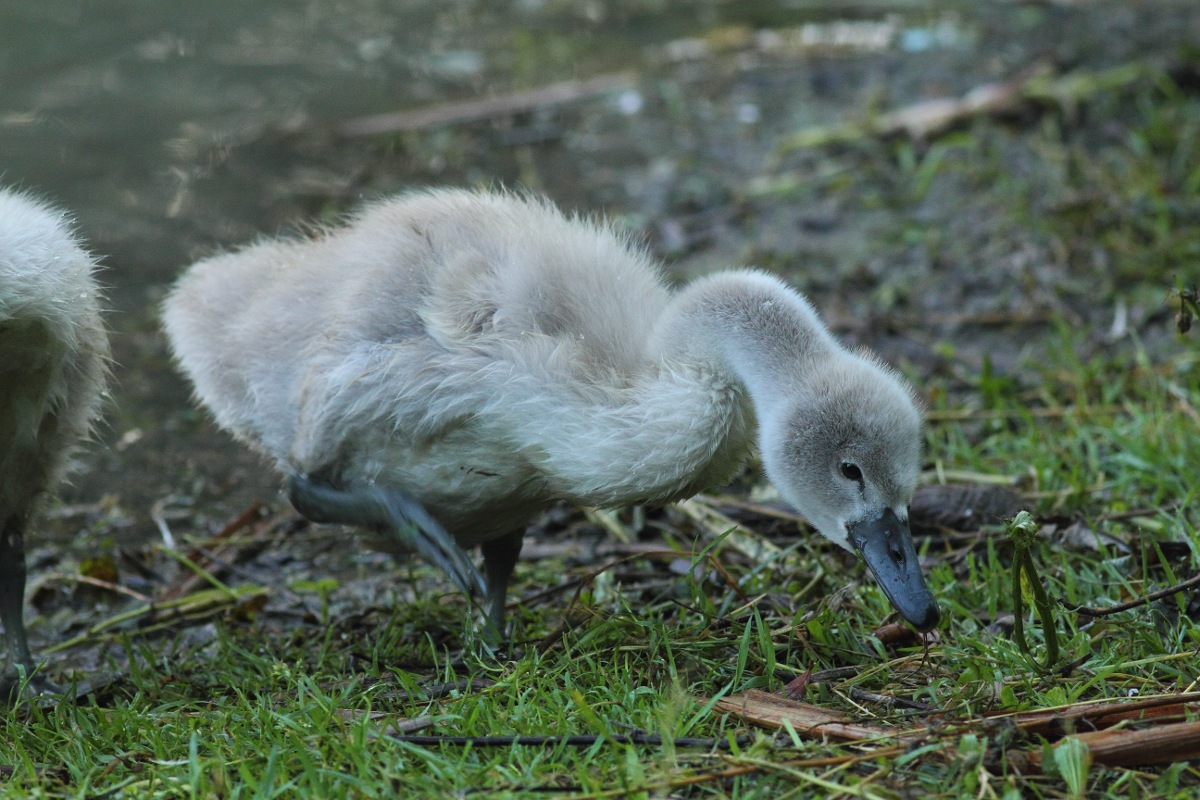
[848,687,936,712]
[713,689,918,741]
[1024,720,1200,769]
[1061,570,1200,617]
[338,72,635,137]
[994,693,1200,736]
[710,689,1200,773]
[42,573,151,603]
[777,62,1149,151]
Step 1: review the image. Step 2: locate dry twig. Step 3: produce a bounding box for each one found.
[1060,570,1200,617]
[777,62,1149,151]
[338,72,635,137]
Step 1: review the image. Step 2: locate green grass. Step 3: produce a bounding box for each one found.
[4,334,1198,797]
[5,58,1200,800]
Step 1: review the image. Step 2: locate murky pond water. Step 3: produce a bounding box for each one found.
[3,1,979,284]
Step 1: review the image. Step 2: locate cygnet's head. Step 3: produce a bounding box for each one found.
[760,352,940,631]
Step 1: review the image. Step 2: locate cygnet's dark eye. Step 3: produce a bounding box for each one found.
[840,462,864,485]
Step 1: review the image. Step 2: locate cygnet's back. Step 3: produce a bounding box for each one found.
[166,190,669,465]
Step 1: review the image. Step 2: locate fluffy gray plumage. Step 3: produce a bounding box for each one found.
[163,189,938,636]
[0,188,109,695]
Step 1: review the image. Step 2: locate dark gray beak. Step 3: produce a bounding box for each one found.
[847,508,940,632]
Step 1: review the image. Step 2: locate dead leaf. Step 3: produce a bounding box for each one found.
[783,668,812,700]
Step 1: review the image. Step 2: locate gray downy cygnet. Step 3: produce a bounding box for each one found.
[0,189,109,696]
[163,189,940,638]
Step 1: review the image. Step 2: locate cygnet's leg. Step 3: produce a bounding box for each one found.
[479,530,524,640]
[287,473,486,597]
[0,515,37,697]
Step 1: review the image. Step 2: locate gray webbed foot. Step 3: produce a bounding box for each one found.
[287,473,486,597]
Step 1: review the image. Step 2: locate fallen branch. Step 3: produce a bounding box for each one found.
[337,72,635,137]
[41,573,151,603]
[1060,570,1200,617]
[847,686,936,712]
[1033,720,1200,769]
[1007,718,1200,772]
[710,688,1200,770]
[713,690,918,742]
[994,692,1200,737]
[777,62,1151,151]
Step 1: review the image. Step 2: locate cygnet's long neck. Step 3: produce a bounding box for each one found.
[502,270,834,508]
[652,270,839,420]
